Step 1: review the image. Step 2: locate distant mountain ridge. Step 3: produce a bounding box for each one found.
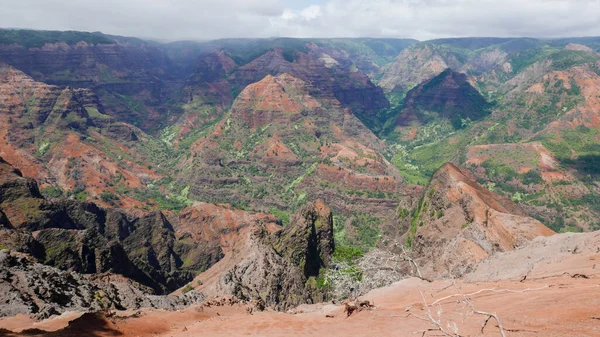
[1,27,600,239]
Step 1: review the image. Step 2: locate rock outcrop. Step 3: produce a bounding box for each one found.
[273,200,335,278]
[378,44,452,93]
[170,202,281,274]
[1,155,339,314]
[0,250,204,319]
[0,155,192,294]
[407,163,554,278]
[191,201,335,311]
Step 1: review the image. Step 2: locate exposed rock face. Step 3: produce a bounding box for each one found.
[225,47,390,118]
[0,156,191,294]
[461,48,508,75]
[378,44,452,93]
[273,200,335,278]
[397,69,491,129]
[0,156,43,203]
[1,156,340,313]
[173,44,392,148]
[181,73,403,233]
[193,201,335,311]
[407,163,554,278]
[0,40,184,129]
[0,63,162,208]
[0,64,97,136]
[0,34,413,149]
[564,43,594,52]
[170,202,280,274]
[0,250,204,319]
[231,73,322,130]
[218,232,313,311]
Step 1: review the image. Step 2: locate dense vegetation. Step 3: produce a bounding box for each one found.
[0,29,114,47]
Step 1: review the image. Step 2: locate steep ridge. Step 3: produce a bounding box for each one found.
[0,32,416,141]
[179,73,407,246]
[406,163,554,278]
[174,43,390,143]
[394,69,491,133]
[383,41,600,233]
[461,48,600,231]
[0,155,192,293]
[0,63,173,209]
[377,38,546,96]
[184,200,334,311]
[0,155,338,315]
[226,46,390,118]
[0,32,184,130]
[378,43,452,94]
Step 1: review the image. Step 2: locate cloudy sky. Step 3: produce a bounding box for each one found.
[2,0,600,41]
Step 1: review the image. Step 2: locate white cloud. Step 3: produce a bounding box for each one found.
[300,5,322,21]
[0,0,285,40]
[281,9,299,21]
[1,0,600,40]
[272,0,600,40]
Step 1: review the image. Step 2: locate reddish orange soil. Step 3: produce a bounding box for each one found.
[4,271,598,337]
[466,142,573,183]
[541,67,600,131]
[176,202,280,253]
[233,74,322,130]
[3,230,599,337]
[253,135,301,165]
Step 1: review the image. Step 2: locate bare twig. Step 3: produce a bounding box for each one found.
[453,283,506,337]
[406,281,539,337]
[433,282,454,293]
[401,244,423,279]
[504,328,539,333]
[418,291,461,337]
[479,315,492,335]
[430,285,549,306]
[325,244,426,300]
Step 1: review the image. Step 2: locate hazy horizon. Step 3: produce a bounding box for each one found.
[3,26,600,45]
[1,0,600,42]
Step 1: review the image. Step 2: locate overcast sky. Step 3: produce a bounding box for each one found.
[2,0,600,41]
